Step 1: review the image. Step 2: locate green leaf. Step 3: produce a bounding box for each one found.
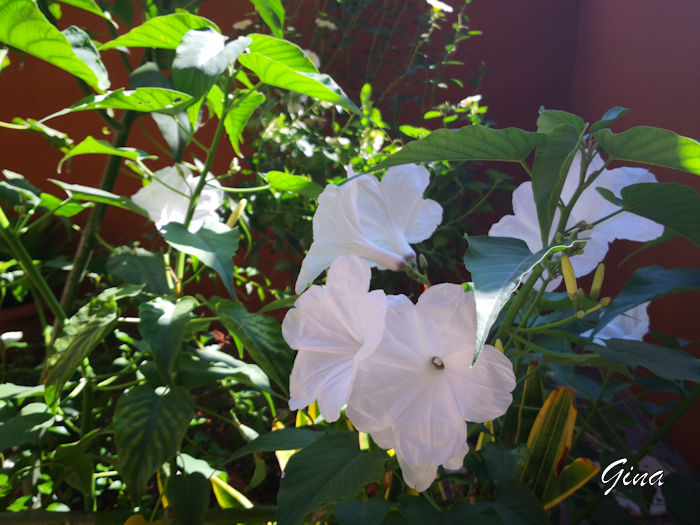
[277,432,387,525]
[493,480,550,524]
[226,428,323,462]
[543,457,599,510]
[5,118,74,152]
[51,180,148,216]
[0,403,54,450]
[536,109,586,135]
[590,106,629,133]
[178,347,273,392]
[172,30,251,100]
[463,235,580,363]
[257,295,298,314]
[58,136,156,172]
[619,182,700,247]
[211,298,293,394]
[248,33,316,72]
[333,498,391,525]
[62,26,109,91]
[113,385,194,500]
[139,296,198,381]
[237,52,365,119]
[0,383,44,400]
[58,0,112,23]
[223,88,265,156]
[99,13,219,50]
[371,126,543,172]
[594,126,700,175]
[0,0,109,91]
[45,288,121,404]
[479,443,528,483]
[594,266,700,334]
[43,88,194,121]
[249,0,285,38]
[166,472,210,525]
[662,473,700,525]
[531,122,584,239]
[106,246,170,295]
[595,339,700,382]
[267,171,323,198]
[161,223,239,299]
[51,430,100,494]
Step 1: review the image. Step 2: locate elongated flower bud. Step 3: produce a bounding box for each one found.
[494,338,505,354]
[590,263,605,300]
[561,254,578,300]
[226,198,247,228]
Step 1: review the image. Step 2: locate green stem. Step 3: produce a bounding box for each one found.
[516,302,604,333]
[492,266,543,345]
[571,382,700,524]
[0,208,66,323]
[509,333,601,361]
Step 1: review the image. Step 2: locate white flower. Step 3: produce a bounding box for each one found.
[295,164,442,293]
[282,256,387,422]
[583,302,650,345]
[488,153,663,287]
[131,165,224,232]
[303,49,321,69]
[346,284,516,491]
[315,18,338,30]
[426,0,454,13]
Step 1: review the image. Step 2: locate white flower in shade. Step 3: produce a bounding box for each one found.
[295,164,443,293]
[426,0,454,13]
[233,19,253,31]
[282,256,387,422]
[488,154,663,287]
[131,165,224,233]
[584,302,650,344]
[346,284,516,491]
[315,17,338,30]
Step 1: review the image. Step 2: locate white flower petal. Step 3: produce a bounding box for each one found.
[283,256,387,421]
[582,302,650,344]
[397,459,438,492]
[296,166,442,292]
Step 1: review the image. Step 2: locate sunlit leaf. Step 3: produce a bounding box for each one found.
[58,136,156,172]
[51,180,148,216]
[594,126,700,175]
[249,0,285,38]
[62,26,109,90]
[371,126,543,172]
[266,171,323,198]
[248,33,316,72]
[99,13,218,50]
[0,0,109,90]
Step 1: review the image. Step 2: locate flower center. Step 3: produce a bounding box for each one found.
[431,356,444,369]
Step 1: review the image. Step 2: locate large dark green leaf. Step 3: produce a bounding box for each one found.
[0,0,108,90]
[113,386,194,499]
[43,88,193,121]
[226,428,323,462]
[662,473,700,525]
[277,432,387,525]
[161,223,239,299]
[619,182,700,247]
[334,499,391,525]
[0,403,54,450]
[211,298,293,394]
[58,136,156,172]
[594,266,700,333]
[463,235,580,363]
[50,430,100,494]
[249,0,285,38]
[493,480,550,525]
[99,13,218,50]
[139,296,198,381]
[172,30,251,100]
[248,33,316,72]
[595,339,700,382]
[238,52,365,119]
[166,472,210,525]
[371,126,543,172]
[531,117,584,239]
[106,246,170,295]
[594,126,700,175]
